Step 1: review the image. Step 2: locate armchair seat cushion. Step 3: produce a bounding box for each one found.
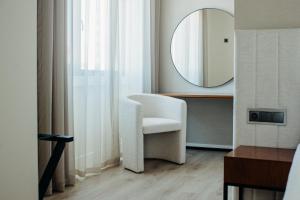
[142,117,181,134]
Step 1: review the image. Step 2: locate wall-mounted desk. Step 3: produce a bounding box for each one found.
[159,93,234,99]
[159,93,234,150]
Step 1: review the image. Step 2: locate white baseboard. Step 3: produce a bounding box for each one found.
[186,142,233,150]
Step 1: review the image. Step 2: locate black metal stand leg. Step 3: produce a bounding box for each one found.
[39,142,66,200]
[223,183,228,200]
[239,187,244,200]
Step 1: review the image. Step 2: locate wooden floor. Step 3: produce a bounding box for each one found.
[46,149,229,200]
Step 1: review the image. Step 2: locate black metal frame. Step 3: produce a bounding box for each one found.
[38,134,74,200]
[186,146,232,152]
[223,183,285,200]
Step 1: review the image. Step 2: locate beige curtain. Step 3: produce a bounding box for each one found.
[37,0,75,194]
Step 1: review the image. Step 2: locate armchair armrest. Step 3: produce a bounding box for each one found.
[119,97,144,172]
[119,98,143,136]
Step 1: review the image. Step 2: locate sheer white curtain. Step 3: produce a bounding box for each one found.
[171,11,203,85]
[119,0,159,95]
[69,0,158,176]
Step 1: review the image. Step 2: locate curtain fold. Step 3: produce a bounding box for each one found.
[150,0,161,93]
[171,10,203,86]
[71,0,120,176]
[37,0,75,194]
[71,0,160,177]
[38,0,160,186]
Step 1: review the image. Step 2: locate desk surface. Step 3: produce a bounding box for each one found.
[225,145,295,162]
[159,93,233,99]
[224,145,296,193]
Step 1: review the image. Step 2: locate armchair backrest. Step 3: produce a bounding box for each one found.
[128,94,186,122]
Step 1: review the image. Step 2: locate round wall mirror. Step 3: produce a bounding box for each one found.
[171,8,234,88]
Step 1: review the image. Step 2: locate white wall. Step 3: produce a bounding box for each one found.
[0,0,38,199]
[159,0,234,94]
[235,28,300,200]
[235,0,300,30]
[235,30,300,149]
[235,1,300,199]
[186,98,233,148]
[159,0,234,147]
[206,9,234,87]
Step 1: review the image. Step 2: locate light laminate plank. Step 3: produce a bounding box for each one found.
[45,150,228,200]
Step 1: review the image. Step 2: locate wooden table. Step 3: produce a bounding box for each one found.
[224,145,295,200]
[38,134,74,200]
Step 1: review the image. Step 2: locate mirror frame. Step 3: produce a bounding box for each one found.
[170,8,234,88]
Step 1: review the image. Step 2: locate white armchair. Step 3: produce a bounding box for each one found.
[120,94,187,173]
[284,144,300,200]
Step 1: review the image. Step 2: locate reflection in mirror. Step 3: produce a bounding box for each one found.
[171,9,234,87]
